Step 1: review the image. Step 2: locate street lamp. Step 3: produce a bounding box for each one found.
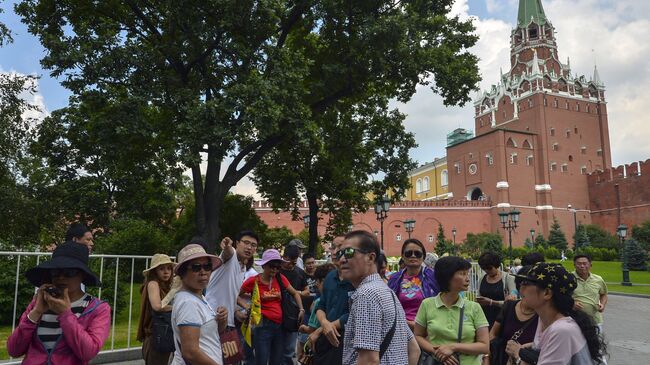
[375,195,391,250]
[451,227,457,254]
[499,209,521,268]
[529,228,535,248]
[617,224,631,286]
[404,219,416,239]
[303,214,310,228]
[568,204,578,250]
[348,224,354,232]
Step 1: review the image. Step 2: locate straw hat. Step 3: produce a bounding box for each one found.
[174,244,222,274]
[142,254,175,275]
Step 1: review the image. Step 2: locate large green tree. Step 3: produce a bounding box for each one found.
[548,218,568,250]
[17,0,480,252]
[252,97,417,254]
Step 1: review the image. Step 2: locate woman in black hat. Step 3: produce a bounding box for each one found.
[506,263,606,365]
[7,242,111,365]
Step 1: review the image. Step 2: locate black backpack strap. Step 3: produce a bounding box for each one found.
[379,293,398,359]
[457,304,465,343]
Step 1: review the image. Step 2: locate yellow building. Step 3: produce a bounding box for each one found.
[404,157,450,201]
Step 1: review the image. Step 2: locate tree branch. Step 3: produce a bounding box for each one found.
[277,1,311,49]
[310,85,355,114]
[222,134,284,187]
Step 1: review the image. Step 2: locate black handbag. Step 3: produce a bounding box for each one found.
[519,348,540,365]
[277,273,301,332]
[418,305,464,365]
[151,310,175,353]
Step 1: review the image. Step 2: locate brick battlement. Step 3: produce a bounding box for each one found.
[587,159,648,184]
[252,199,492,210]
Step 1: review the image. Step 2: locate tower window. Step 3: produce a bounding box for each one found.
[575,103,580,111]
[455,163,461,174]
[581,146,587,154]
[569,155,574,162]
[597,149,603,157]
[586,105,590,113]
[526,155,534,166]
[396,233,402,242]
[441,170,449,186]
[553,99,558,108]
[529,27,538,39]
[544,98,548,106]
[486,153,494,165]
[552,143,559,151]
[561,164,568,173]
[574,127,578,134]
[565,130,571,138]
[416,178,422,193]
[581,166,587,174]
[550,162,557,171]
[565,101,569,109]
[550,128,555,136]
[528,99,533,107]
[510,153,518,164]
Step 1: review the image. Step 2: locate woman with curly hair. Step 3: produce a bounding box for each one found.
[507,263,607,365]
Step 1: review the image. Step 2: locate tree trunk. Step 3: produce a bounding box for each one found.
[306,191,319,255]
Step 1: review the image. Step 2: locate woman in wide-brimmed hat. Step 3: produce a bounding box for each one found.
[169,243,229,365]
[238,248,305,365]
[7,241,111,365]
[137,253,176,364]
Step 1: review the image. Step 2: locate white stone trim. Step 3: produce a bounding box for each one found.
[534,184,552,191]
[497,203,511,208]
[496,181,509,189]
[535,205,554,210]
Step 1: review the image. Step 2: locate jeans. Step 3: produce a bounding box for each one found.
[282,330,299,365]
[253,318,283,365]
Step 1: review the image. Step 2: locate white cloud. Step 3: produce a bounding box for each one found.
[0,68,49,125]
[397,0,650,167]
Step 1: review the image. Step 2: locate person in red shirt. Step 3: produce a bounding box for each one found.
[239,249,304,365]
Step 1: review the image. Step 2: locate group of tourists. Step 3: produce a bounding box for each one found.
[7,224,609,365]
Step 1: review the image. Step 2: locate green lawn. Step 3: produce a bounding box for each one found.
[548,260,650,295]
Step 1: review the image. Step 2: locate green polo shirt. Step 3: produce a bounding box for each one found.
[572,271,607,324]
[415,294,488,365]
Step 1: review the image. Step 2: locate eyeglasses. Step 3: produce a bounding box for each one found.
[240,239,258,248]
[403,250,424,259]
[50,268,81,278]
[336,247,370,260]
[189,263,213,272]
[268,263,282,270]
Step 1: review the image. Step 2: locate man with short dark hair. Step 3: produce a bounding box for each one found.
[287,238,307,269]
[312,234,354,365]
[339,230,419,365]
[280,244,309,365]
[65,223,94,253]
[521,252,545,266]
[572,254,608,331]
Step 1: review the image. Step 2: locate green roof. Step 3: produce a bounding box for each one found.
[517,0,548,27]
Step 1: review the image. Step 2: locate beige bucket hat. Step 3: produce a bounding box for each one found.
[142,253,175,275]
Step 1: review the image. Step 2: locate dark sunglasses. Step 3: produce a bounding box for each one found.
[50,268,81,278]
[268,263,282,270]
[403,250,424,259]
[336,247,370,260]
[189,262,213,272]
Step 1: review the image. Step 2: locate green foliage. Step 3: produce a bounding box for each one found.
[548,218,568,250]
[631,220,650,252]
[261,227,295,251]
[534,233,548,248]
[16,0,481,251]
[581,224,619,250]
[95,218,175,256]
[461,232,503,258]
[218,194,269,246]
[625,238,648,271]
[573,224,590,251]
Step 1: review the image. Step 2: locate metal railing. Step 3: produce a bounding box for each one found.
[1,251,154,362]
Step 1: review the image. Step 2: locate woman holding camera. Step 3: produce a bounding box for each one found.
[7,242,110,365]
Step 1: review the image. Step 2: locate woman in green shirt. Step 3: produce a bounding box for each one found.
[415,256,489,365]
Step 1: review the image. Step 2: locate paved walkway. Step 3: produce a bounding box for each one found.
[603,294,650,364]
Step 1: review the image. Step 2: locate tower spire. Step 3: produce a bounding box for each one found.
[518,0,548,27]
[593,65,602,86]
[531,49,541,75]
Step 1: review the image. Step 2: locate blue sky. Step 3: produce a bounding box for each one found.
[3,0,650,197]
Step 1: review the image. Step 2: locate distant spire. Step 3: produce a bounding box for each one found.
[593,65,602,85]
[531,49,541,75]
[518,0,548,27]
[566,56,571,71]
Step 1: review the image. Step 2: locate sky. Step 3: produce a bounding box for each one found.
[2,0,650,197]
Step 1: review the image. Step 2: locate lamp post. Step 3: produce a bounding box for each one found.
[375,195,391,250]
[617,224,631,286]
[568,204,578,249]
[303,214,310,229]
[498,209,521,268]
[451,227,457,244]
[529,229,535,248]
[404,219,416,239]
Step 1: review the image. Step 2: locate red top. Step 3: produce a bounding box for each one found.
[241,274,291,324]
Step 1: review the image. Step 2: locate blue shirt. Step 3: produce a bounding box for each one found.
[316,269,355,327]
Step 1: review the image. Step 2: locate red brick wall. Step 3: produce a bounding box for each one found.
[588,160,650,234]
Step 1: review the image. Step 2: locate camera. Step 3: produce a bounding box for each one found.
[44,286,62,298]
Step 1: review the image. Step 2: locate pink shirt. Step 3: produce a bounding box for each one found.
[398,273,424,321]
[534,316,595,365]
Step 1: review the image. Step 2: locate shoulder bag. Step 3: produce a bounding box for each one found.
[277,273,301,332]
[418,304,465,365]
[151,310,175,353]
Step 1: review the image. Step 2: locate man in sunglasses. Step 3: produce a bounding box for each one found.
[311,235,355,364]
[339,230,420,365]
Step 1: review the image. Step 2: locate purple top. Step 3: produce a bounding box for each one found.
[398,273,425,321]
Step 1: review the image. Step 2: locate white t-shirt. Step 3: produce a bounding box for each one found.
[206,253,247,327]
[171,291,222,365]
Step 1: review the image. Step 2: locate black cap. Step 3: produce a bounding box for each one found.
[514,262,577,295]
